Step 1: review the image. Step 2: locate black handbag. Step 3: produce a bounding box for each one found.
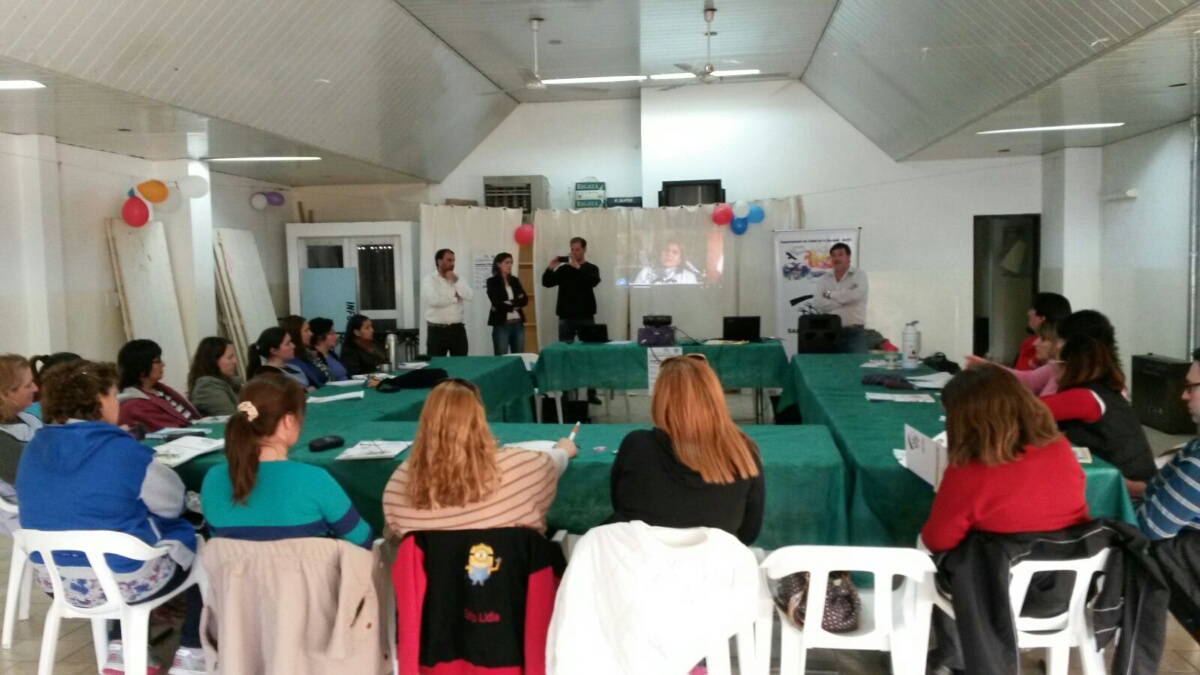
[376,368,450,392]
[922,352,961,375]
[773,571,862,633]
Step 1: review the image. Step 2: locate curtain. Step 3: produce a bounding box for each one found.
[419,205,523,356]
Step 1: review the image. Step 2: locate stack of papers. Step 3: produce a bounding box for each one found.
[147,427,211,440]
[902,425,948,491]
[906,372,954,390]
[866,392,936,403]
[308,391,366,404]
[1073,446,1093,464]
[399,362,428,370]
[336,440,411,461]
[154,436,224,468]
[324,379,366,388]
[195,415,230,425]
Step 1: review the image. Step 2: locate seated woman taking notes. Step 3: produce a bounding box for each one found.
[382,379,576,541]
[201,374,372,548]
[607,353,765,545]
[921,365,1089,553]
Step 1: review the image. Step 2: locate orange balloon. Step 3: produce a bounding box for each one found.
[137,179,169,203]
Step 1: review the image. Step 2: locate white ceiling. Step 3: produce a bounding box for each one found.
[0,0,1197,184]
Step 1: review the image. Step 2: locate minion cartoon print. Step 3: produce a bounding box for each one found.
[465,543,501,586]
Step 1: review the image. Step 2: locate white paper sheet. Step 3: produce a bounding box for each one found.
[865,393,936,403]
[337,440,411,461]
[146,427,211,440]
[154,436,225,468]
[308,391,366,404]
[324,379,367,388]
[194,416,230,425]
[906,372,954,390]
[904,424,948,491]
[1073,446,1093,464]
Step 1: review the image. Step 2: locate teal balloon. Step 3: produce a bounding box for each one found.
[127,188,135,198]
[747,204,765,224]
[731,217,749,235]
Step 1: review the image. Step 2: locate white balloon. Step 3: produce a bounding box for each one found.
[250,193,268,210]
[157,187,184,213]
[732,201,751,218]
[179,175,209,199]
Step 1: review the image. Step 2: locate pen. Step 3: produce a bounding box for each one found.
[568,421,581,441]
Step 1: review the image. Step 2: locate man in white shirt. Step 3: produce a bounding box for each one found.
[421,249,473,356]
[811,242,870,353]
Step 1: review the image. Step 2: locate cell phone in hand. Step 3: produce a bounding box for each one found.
[558,256,570,263]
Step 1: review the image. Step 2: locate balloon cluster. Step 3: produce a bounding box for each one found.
[250,191,286,210]
[514,223,534,246]
[711,201,765,236]
[120,177,210,227]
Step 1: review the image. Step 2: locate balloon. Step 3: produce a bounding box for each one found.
[158,187,183,213]
[179,176,209,199]
[122,197,150,227]
[514,223,535,246]
[265,191,285,206]
[127,188,135,198]
[712,204,733,225]
[747,204,765,224]
[731,217,749,235]
[136,179,169,203]
[732,201,751,218]
[250,193,268,210]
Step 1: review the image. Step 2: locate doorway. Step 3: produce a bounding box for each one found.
[973,215,1040,364]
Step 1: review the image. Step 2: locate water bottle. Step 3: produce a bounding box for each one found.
[385,333,398,371]
[902,321,921,370]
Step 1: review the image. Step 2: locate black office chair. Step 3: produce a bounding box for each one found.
[796,314,843,353]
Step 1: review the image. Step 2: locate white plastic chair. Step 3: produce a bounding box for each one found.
[932,548,1110,675]
[507,353,555,424]
[373,538,399,675]
[760,546,937,675]
[0,496,32,649]
[16,529,205,675]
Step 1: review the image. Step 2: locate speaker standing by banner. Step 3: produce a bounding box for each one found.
[773,229,860,356]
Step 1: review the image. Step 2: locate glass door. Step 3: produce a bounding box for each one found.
[298,236,408,332]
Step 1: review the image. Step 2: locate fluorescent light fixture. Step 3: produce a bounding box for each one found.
[0,80,45,90]
[977,123,1124,135]
[206,156,322,162]
[649,73,697,81]
[710,69,761,77]
[541,75,647,85]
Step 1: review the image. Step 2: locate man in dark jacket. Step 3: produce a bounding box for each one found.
[541,237,601,343]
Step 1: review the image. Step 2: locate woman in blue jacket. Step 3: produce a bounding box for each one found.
[16,360,204,674]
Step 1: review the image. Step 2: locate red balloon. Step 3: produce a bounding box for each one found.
[712,204,733,226]
[122,197,150,227]
[514,223,535,246]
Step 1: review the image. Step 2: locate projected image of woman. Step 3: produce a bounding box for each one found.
[633,240,700,285]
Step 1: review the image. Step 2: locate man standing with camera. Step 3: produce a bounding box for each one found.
[542,237,601,343]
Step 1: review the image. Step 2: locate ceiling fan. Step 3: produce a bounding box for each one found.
[663,1,789,91]
[486,19,606,96]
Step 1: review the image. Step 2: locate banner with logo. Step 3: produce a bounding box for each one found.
[773,229,860,355]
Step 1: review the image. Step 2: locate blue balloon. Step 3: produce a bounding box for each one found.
[127,188,135,198]
[747,204,765,224]
[731,217,749,235]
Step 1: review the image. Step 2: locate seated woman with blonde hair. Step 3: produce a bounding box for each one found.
[607,353,764,545]
[921,364,1090,553]
[382,379,576,541]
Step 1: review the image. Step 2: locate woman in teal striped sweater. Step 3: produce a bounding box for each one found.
[201,374,372,548]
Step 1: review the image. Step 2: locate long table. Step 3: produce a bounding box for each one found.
[778,354,1137,547]
[303,356,534,425]
[172,422,848,551]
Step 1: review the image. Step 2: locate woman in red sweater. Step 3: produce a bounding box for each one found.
[921,365,1090,553]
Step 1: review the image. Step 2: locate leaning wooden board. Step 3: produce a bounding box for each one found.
[105,220,190,393]
[213,228,278,377]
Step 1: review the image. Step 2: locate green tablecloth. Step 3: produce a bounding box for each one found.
[301,356,534,426]
[533,340,790,392]
[172,422,847,550]
[782,354,1138,547]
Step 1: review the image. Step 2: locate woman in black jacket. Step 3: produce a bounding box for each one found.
[607,353,765,545]
[340,314,388,376]
[486,252,529,355]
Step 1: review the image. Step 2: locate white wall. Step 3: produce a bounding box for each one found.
[1100,121,1193,370]
[210,172,294,316]
[431,99,643,208]
[641,81,1042,358]
[1041,148,1102,309]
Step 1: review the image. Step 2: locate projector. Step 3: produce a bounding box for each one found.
[638,326,676,347]
[642,315,673,328]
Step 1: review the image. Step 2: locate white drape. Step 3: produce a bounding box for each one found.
[419,204,523,356]
[532,197,802,344]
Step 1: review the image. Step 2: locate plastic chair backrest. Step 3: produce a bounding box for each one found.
[508,353,539,372]
[761,545,936,649]
[15,529,167,616]
[1008,548,1110,633]
[0,494,18,516]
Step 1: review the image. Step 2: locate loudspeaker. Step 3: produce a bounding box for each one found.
[796,314,843,354]
[1132,354,1193,434]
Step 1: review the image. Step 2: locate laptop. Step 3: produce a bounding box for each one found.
[577,323,610,343]
[723,316,761,342]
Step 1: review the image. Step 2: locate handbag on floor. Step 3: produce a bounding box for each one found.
[773,571,862,633]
